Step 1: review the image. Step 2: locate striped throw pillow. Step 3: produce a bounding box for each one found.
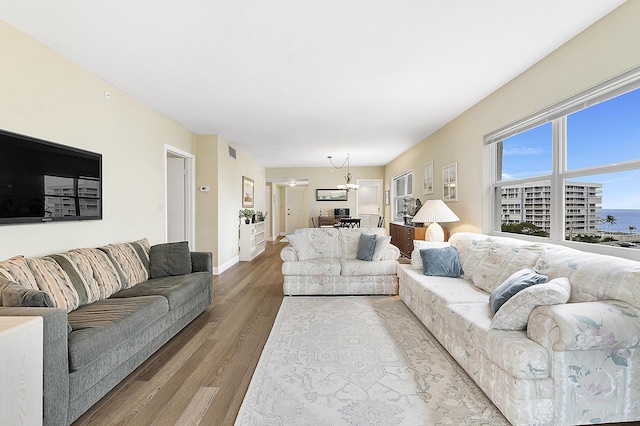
[99,238,150,289]
[25,257,80,312]
[0,255,39,290]
[50,248,124,305]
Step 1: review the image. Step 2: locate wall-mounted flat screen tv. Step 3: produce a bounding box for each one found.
[0,129,102,225]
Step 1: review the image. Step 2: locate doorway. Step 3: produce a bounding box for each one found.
[356,179,383,227]
[165,145,195,248]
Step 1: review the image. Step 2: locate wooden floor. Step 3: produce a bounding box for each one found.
[73,240,286,426]
[68,238,640,426]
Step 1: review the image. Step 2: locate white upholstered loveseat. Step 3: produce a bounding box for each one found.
[399,232,640,425]
[280,227,400,295]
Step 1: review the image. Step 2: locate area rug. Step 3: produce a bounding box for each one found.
[235,296,508,425]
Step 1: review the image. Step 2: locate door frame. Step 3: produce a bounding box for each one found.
[355,179,383,221]
[164,145,195,249]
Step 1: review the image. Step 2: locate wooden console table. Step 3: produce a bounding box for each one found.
[390,222,427,257]
[318,216,336,227]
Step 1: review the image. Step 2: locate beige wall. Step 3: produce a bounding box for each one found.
[2,1,638,263]
[0,20,195,260]
[385,2,640,236]
[0,19,268,268]
[196,136,266,271]
[266,166,384,228]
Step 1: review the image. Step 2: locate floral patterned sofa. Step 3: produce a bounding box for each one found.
[399,232,640,425]
[280,227,400,295]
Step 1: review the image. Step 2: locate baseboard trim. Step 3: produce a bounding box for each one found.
[214,256,239,275]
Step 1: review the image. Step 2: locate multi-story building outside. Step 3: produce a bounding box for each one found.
[501,181,602,238]
[44,175,100,217]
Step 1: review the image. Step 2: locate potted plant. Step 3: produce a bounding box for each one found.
[255,211,268,222]
[239,209,254,224]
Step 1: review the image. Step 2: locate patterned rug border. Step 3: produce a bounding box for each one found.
[236,296,508,425]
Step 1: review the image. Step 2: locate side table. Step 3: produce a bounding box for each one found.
[0,316,43,426]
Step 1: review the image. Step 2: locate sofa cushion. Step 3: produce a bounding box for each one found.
[282,259,341,276]
[339,258,398,276]
[420,246,463,277]
[400,267,489,314]
[489,268,548,315]
[67,295,169,371]
[338,227,387,259]
[535,244,640,308]
[472,241,545,293]
[110,271,211,310]
[98,238,150,289]
[411,240,450,270]
[149,241,192,278]
[287,229,339,260]
[449,233,494,280]
[372,235,392,262]
[491,277,571,330]
[445,302,550,379]
[356,234,377,261]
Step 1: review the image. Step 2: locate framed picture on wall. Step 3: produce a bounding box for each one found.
[316,189,348,201]
[423,162,434,194]
[442,162,458,202]
[242,176,254,208]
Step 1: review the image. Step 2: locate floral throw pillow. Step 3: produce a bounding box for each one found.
[490,277,571,330]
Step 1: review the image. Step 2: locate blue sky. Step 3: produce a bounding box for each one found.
[502,87,640,209]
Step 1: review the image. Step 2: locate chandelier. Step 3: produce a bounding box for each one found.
[327,153,360,190]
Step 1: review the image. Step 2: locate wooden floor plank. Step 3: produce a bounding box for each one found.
[72,240,285,426]
[174,387,219,426]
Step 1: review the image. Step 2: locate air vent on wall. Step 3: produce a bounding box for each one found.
[228,145,237,160]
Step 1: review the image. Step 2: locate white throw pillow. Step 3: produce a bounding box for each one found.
[490,277,571,330]
[410,240,450,269]
[286,233,319,261]
[372,235,392,261]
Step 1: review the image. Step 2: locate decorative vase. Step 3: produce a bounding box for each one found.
[245,218,250,224]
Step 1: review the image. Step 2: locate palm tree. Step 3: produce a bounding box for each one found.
[603,215,617,233]
[628,225,637,234]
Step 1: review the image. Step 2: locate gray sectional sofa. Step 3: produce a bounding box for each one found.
[0,239,213,425]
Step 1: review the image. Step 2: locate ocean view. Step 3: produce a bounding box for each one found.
[600,209,640,233]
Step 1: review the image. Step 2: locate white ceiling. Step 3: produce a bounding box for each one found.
[1,1,625,167]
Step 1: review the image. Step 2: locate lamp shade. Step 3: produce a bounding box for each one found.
[411,199,459,224]
[412,199,459,242]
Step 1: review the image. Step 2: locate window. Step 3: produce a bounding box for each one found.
[486,67,640,259]
[392,170,413,222]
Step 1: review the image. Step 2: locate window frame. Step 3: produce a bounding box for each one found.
[484,66,640,261]
[391,169,413,222]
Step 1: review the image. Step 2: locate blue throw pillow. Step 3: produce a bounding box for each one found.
[356,234,378,261]
[420,246,464,277]
[489,268,548,315]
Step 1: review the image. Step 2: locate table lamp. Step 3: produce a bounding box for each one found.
[411,199,459,242]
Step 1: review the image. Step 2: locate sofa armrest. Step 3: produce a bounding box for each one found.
[382,244,401,261]
[528,301,640,352]
[0,307,70,426]
[280,245,299,261]
[191,252,212,273]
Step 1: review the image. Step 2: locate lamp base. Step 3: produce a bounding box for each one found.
[426,222,445,242]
